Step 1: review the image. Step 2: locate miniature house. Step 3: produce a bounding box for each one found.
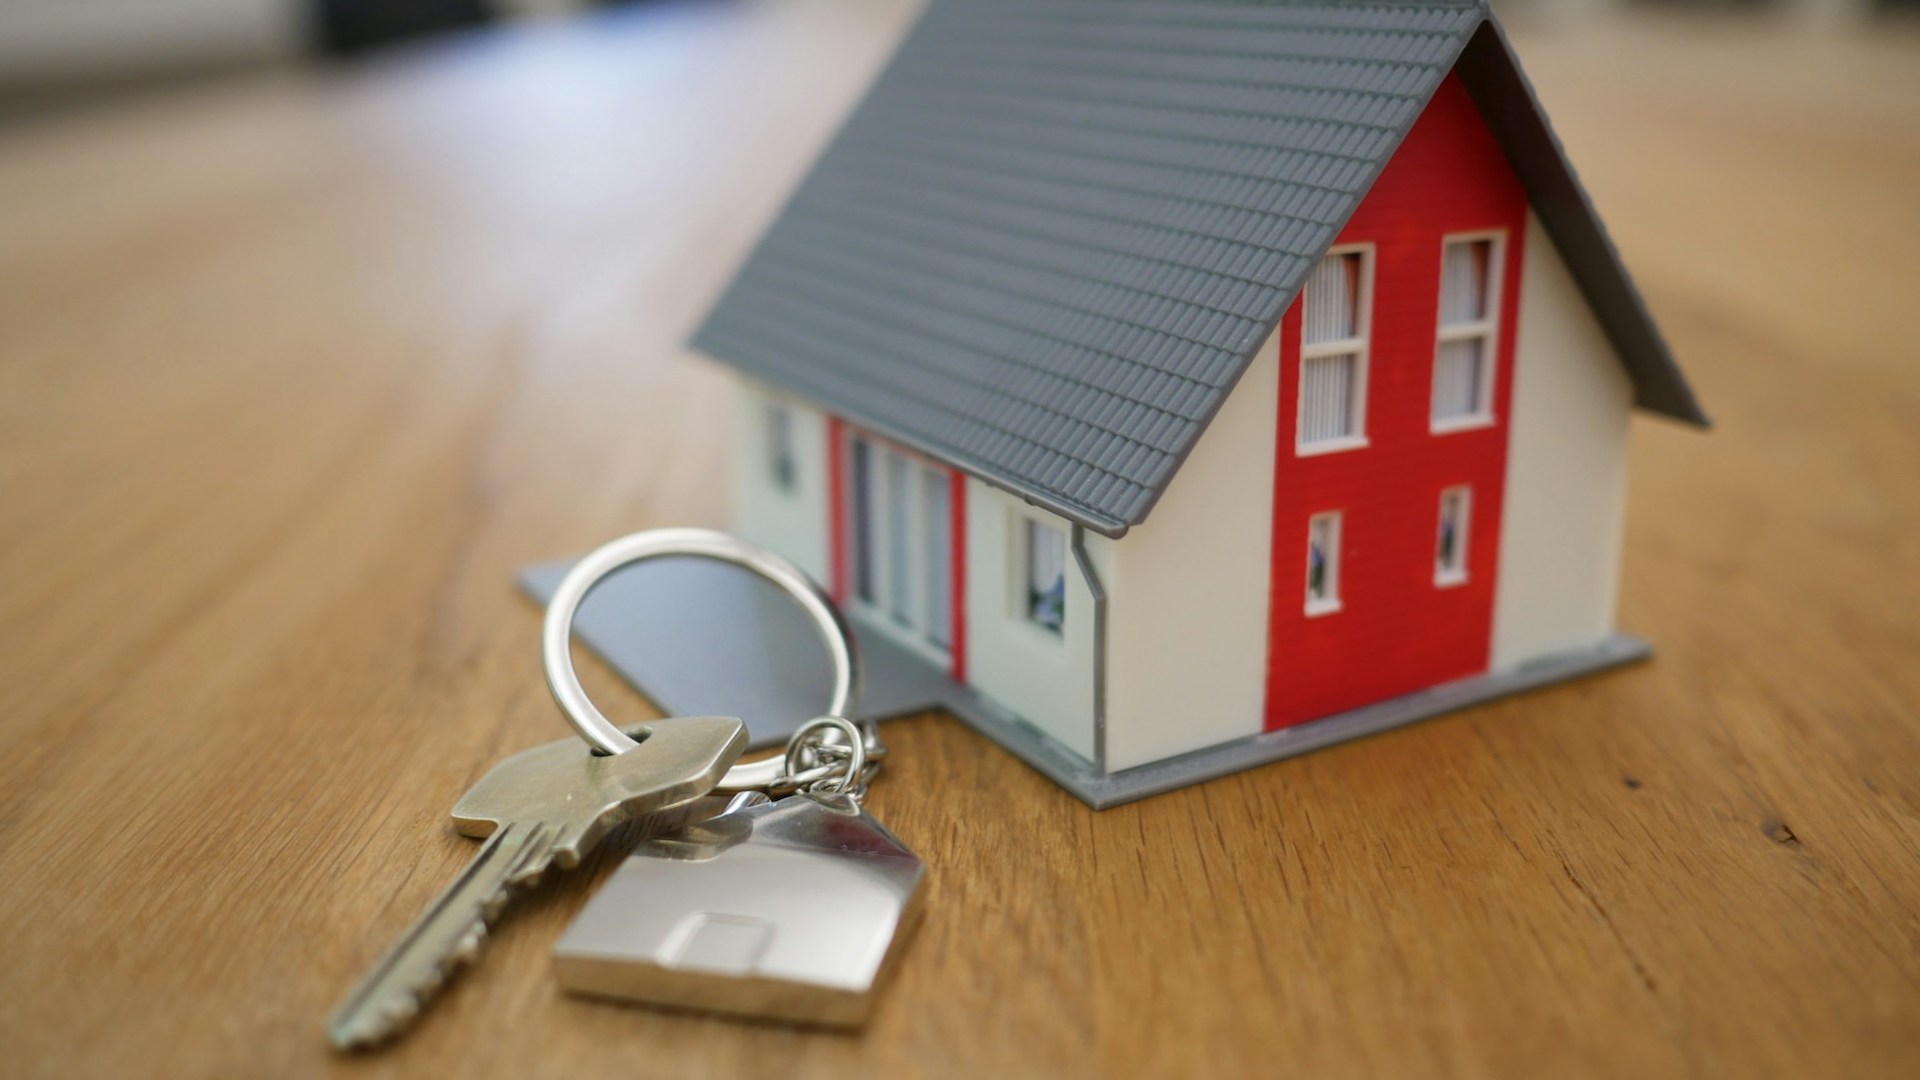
[686,0,1706,805]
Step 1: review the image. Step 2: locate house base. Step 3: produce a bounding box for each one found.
[519,558,1650,808]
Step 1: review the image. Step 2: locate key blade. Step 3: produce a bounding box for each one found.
[328,822,555,1050]
[329,716,748,1050]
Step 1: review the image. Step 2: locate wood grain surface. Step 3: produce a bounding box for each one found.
[3,3,1918,1076]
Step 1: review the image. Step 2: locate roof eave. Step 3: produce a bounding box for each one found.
[1458,16,1711,428]
[715,363,1137,537]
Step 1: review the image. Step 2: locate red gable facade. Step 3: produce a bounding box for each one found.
[1266,73,1530,729]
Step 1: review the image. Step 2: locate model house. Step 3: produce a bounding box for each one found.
[692,0,1706,804]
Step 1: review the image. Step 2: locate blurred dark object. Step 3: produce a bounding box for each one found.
[1625,0,1776,8]
[312,0,498,58]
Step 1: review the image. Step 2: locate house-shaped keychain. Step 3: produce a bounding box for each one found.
[554,792,926,1026]
[524,0,1707,807]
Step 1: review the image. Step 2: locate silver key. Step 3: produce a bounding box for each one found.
[328,715,747,1050]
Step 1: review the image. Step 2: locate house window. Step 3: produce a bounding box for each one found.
[1436,486,1471,586]
[922,465,953,648]
[1298,248,1371,452]
[847,432,954,654]
[884,449,912,625]
[1432,234,1502,428]
[766,402,797,492]
[850,436,874,600]
[1022,516,1067,634]
[1305,511,1342,615]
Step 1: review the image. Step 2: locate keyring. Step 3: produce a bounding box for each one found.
[541,527,864,792]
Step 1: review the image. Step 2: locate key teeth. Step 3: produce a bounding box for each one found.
[328,809,597,1049]
[390,903,498,1020]
[379,995,419,1032]
[330,843,546,1052]
[450,923,488,966]
[336,915,493,1049]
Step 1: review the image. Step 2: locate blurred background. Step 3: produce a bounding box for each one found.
[3,0,1918,124]
[0,0,575,121]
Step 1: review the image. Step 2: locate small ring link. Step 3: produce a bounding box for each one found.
[780,716,870,796]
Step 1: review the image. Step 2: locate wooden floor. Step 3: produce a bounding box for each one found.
[3,3,1918,1076]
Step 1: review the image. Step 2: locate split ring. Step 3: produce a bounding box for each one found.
[540,527,864,792]
[783,716,869,795]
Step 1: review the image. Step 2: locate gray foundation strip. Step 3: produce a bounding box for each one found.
[522,558,1649,809]
[1007,634,1652,809]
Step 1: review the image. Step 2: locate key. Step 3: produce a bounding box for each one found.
[328,715,747,1050]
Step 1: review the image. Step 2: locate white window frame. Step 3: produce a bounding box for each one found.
[1304,511,1343,616]
[1430,230,1506,433]
[845,430,954,664]
[1435,485,1472,587]
[1008,509,1069,645]
[765,400,798,495]
[1296,244,1374,457]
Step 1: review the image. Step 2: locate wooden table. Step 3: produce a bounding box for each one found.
[4,3,1918,1076]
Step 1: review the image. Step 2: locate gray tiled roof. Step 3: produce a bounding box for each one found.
[693,0,1706,537]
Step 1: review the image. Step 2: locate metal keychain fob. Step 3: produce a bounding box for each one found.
[554,789,925,1027]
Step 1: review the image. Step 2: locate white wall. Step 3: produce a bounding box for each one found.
[963,484,1102,761]
[1101,335,1280,771]
[733,379,831,584]
[1491,213,1634,669]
